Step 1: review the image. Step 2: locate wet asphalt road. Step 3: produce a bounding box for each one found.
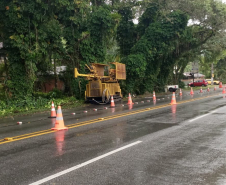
[1,88,226,185]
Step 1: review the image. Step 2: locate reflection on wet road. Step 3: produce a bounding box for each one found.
[1,89,226,184]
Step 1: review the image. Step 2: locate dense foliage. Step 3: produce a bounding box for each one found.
[0,0,226,115]
[118,5,189,93]
[117,1,226,93]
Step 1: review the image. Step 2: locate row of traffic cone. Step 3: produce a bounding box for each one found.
[172,86,218,105]
[110,93,134,108]
[111,87,213,108]
[50,86,220,131]
[111,90,179,107]
[199,87,211,93]
[50,93,135,131]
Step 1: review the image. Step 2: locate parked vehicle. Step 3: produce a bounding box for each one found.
[188,80,208,87]
[206,79,220,85]
[166,85,178,92]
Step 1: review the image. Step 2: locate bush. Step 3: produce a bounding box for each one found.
[33,88,63,99]
[0,92,82,117]
[48,88,63,99]
[179,81,185,88]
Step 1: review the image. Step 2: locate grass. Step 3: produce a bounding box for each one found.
[0,97,86,119]
[3,100,85,117]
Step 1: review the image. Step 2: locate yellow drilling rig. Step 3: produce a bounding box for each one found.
[74,62,126,104]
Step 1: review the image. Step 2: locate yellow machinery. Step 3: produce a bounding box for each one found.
[74,62,126,104]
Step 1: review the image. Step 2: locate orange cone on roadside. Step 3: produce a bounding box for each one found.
[207,87,210,92]
[51,106,68,131]
[200,87,203,93]
[110,95,115,108]
[222,87,226,94]
[49,101,56,118]
[214,86,216,91]
[153,91,156,101]
[171,92,177,105]
[179,89,182,96]
[190,87,194,95]
[127,93,134,105]
[219,82,223,88]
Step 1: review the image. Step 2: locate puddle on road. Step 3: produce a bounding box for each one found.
[51,98,226,157]
[55,130,67,156]
[66,117,177,148]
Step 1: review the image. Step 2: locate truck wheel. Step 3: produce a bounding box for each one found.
[102,89,110,103]
[169,88,173,92]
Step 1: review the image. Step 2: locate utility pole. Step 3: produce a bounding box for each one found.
[211,63,214,85]
[191,61,198,84]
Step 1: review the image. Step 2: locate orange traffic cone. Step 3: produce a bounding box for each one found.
[219,82,223,88]
[200,87,203,93]
[190,87,194,95]
[110,95,115,108]
[179,89,182,96]
[171,92,177,105]
[153,91,156,101]
[51,106,68,131]
[49,101,56,118]
[127,93,134,105]
[222,88,226,94]
[214,86,216,91]
[207,87,210,92]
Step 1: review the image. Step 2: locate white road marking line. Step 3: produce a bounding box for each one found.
[189,110,217,122]
[29,140,142,185]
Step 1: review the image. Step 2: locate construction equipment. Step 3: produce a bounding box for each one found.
[74,62,126,104]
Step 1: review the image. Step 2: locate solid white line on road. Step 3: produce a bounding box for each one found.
[29,140,142,185]
[188,110,217,122]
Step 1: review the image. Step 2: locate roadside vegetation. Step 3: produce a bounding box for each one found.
[0,0,226,117]
[0,89,83,117]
